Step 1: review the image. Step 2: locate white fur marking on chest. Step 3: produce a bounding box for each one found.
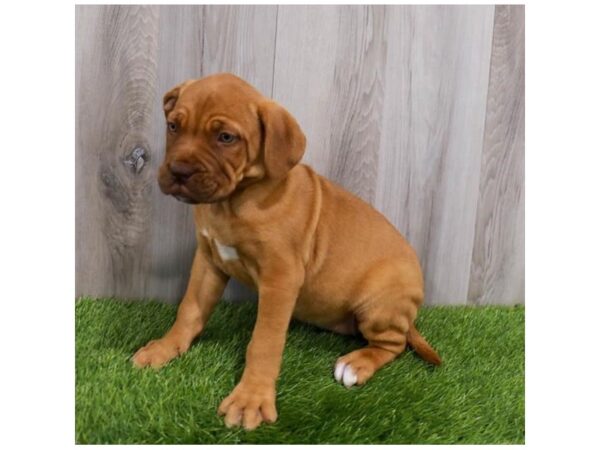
[215,239,239,261]
[201,228,210,238]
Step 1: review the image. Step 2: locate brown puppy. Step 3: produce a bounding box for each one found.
[132,73,441,430]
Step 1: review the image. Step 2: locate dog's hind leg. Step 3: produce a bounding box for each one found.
[333,295,417,387]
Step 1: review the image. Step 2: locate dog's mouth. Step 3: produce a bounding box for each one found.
[167,184,204,204]
[158,163,235,204]
[174,193,197,204]
[160,179,226,205]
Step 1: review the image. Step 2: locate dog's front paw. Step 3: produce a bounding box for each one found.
[217,380,277,430]
[131,338,187,369]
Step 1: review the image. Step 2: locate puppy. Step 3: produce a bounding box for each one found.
[132,73,441,430]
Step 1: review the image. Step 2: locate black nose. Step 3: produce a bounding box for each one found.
[169,161,197,182]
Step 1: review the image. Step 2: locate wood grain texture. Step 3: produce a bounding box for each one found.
[326,6,387,203]
[143,6,204,302]
[273,5,387,203]
[468,5,525,305]
[374,6,495,304]
[202,5,278,97]
[272,5,341,176]
[76,5,160,300]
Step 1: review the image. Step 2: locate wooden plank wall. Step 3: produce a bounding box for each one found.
[76,5,525,305]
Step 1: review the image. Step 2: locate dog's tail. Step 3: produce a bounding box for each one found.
[406,323,442,366]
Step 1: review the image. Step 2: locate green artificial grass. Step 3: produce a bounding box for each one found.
[75,298,524,444]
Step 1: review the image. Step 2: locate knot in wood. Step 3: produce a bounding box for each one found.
[124,147,148,174]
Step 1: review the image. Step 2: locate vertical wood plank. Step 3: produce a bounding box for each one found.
[326,6,388,203]
[274,5,387,203]
[468,5,525,305]
[272,5,340,176]
[202,5,278,95]
[143,6,203,303]
[76,5,160,300]
[375,6,495,304]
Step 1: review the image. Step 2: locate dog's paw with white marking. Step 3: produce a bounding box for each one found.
[334,361,358,387]
[333,350,379,387]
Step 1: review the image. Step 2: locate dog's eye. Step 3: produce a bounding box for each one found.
[217,132,236,144]
[167,122,178,133]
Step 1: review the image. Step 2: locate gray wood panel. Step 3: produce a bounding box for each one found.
[76,5,160,300]
[274,5,388,203]
[325,6,388,204]
[143,6,203,302]
[76,5,525,305]
[375,5,495,304]
[468,5,525,305]
[202,5,278,97]
[272,5,341,176]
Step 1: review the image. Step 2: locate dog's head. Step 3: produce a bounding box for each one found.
[158,73,306,204]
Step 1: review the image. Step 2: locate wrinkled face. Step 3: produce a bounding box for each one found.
[158,73,306,204]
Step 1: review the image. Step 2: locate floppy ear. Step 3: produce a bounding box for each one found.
[257,101,306,179]
[163,81,191,116]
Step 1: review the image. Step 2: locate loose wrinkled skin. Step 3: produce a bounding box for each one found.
[132,73,441,431]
